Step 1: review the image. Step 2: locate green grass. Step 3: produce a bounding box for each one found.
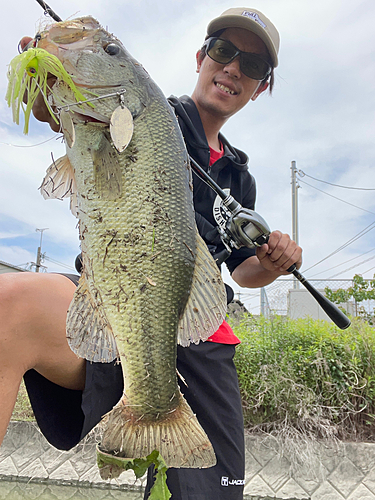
[232,315,375,440]
[12,314,375,442]
[11,380,34,421]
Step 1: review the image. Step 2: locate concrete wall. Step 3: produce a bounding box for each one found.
[288,288,355,323]
[2,422,375,499]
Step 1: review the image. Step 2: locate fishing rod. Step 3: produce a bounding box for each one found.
[30,0,350,330]
[189,156,351,330]
[35,0,62,22]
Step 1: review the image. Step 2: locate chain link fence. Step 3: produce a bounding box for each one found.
[236,278,374,321]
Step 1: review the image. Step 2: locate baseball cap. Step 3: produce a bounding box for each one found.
[207,8,280,67]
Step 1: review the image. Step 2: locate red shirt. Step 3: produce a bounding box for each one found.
[206,144,240,345]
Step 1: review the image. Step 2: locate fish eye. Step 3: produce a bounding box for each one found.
[104,43,120,55]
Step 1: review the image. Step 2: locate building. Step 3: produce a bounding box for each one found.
[0,260,29,274]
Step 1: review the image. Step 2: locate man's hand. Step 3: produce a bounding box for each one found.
[231,231,302,289]
[19,36,60,132]
[256,230,302,274]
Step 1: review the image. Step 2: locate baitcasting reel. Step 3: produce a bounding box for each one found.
[188,156,271,265]
[189,155,351,330]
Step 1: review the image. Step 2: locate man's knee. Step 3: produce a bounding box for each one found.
[0,272,74,355]
[0,272,29,318]
[0,272,75,321]
[0,272,84,388]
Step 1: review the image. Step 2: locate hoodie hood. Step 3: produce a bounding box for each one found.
[167,94,257,278]
[168,95,249,172]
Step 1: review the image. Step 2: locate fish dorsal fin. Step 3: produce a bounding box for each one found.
[90,134,122,200]
[67,274,119,362]
[39,154,79,217]
[177,234,227,346]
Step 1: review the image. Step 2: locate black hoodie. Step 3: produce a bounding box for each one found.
[168,95,257,276]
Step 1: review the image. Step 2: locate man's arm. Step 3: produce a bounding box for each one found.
[231,230,302,288]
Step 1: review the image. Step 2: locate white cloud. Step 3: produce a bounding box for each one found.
[0,245,35,268]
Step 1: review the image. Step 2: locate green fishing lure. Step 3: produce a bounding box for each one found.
[6,47,92,134]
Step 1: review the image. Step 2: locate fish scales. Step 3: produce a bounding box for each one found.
[7,16,227,473]
[74,99,196,414]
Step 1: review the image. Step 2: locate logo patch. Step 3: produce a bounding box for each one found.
[221,476,245,487]
[241,10,267,29]
[213,189,231,230]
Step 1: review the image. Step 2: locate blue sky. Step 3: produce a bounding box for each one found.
[1,0,375,309]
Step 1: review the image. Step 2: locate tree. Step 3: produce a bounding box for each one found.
[325,274,375,321]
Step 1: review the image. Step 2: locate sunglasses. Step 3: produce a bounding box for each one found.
[203,37,272,81]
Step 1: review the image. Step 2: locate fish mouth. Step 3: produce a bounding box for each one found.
[69,109,110,125]
[54,82,125,125]
[75,83,124,90]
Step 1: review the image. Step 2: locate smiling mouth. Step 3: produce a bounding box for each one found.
[215,82,237,95]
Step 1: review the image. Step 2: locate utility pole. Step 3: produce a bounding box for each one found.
[260,287,266,316]
[35,228,48,272]
[291,161,299,289]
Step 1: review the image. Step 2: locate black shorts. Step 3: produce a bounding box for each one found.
[23,274,245,500]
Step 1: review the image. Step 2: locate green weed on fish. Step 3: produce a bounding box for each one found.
[97,447,171,500]
[6,47,93,134]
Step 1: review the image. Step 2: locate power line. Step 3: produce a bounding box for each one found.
[327,254,375,279]
[292,164,375,278]
[43,255,76,271]
[298,170,375,191]
[303,220,375,272]
[298,179,375,215]
[362,265,375,276]
[307,247,375,278]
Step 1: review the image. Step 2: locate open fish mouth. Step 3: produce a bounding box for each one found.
[54,82,127,126]
[68,108,110,125]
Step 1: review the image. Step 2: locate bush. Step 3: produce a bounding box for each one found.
[233,315,375,441]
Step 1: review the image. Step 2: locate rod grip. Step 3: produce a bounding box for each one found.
[287,265,351,330]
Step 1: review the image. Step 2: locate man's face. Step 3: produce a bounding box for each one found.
[192,27,270,121]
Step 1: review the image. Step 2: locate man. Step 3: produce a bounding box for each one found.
[0,7,302,500]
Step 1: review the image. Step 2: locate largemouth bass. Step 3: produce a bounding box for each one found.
[8,17,227,470]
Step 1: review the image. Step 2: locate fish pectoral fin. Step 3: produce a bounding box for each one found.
[39,154,79,217]
[60,110,75,148]
[177,234,227,347]
[67,274,119,362]
[91,134,122,200]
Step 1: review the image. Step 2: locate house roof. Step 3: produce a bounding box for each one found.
[0,260,28,273]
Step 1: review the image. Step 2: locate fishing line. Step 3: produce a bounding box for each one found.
[0,135,60,148]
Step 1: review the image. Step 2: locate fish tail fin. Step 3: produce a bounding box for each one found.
[98,393,216,471]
